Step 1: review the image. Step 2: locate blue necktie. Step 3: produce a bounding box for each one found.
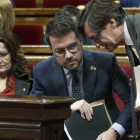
[71,70,82,101]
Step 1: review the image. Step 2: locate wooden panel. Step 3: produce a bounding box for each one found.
[124,8,140,14]
[15,17,52,26]
[25,55,130,66]
[25,55,51,64]
[22,45,51,53]
[14,8,140,26]
[21,45,130,65]
[21,45,127,54]
[14,8,140,16]
[84,45,127,54]
[0,95,76,140]
[116,56,130,66]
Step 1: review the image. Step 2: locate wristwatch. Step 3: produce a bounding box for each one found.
[113,129,120,140]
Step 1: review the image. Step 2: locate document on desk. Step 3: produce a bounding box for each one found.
[64,99,112,140]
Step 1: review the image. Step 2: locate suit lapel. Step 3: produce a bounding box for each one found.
[126,15,140,59]
[50,59,68,97]
[15,79,31,95]
[82,49,97,103]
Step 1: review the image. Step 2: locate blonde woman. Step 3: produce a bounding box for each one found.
[0,0,21,44]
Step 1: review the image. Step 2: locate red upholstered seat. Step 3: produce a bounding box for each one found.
[115,66,140,133]
[12,25,43,45]
[114,66,131,111]
[29,64,34,71]
[43,0,91,8]
[121,66,132,78]
[13,0,35,8]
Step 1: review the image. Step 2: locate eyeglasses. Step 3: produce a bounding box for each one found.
[54,43,79,57]
[89,29,102,42]
[0,52,10,60]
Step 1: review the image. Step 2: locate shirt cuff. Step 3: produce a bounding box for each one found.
[110,123,126,137]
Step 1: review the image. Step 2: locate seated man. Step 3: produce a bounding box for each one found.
[30,15,131,140]
[43,5,94,45]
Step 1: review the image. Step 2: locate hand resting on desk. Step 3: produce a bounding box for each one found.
[70,100,93,121]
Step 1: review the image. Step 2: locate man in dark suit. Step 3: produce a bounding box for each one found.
[120,0,140,7]
[30,15,131,140]
[78,0,140,138]
[43,5,94,45]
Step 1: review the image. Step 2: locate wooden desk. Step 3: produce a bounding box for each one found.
[14,8,140,26]
[0,95,75,140]
[21,45,130,66]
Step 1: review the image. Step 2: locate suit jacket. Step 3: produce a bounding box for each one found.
[126,14,140,64]
[30,48,131,132]
[125,14,140,136]
[120,0,140,7]
[15,77,32,95]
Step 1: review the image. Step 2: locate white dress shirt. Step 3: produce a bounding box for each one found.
[124,21,140,61]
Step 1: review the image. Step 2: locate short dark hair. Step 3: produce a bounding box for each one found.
[55,5,81,25]
[78,0,127,35]
[46,15,81,47]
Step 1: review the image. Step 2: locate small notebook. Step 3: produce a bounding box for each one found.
[64,99,112,140]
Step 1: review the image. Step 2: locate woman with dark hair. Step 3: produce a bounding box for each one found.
[0,29,32,95]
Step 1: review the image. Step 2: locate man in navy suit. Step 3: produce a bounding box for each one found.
[30,15,131,140]
[43,5,94,45]
[120,0,140,7]
[78,0,140,138]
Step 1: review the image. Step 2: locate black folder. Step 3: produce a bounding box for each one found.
[64,99,112,140]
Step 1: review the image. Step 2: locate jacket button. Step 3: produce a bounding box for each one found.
[23,88,26,91]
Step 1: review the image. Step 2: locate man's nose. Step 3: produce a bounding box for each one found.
[65,49,73,59]
[94,41,101,48]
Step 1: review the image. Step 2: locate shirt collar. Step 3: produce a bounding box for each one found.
[63,60,83,75]
[124,21,133,45]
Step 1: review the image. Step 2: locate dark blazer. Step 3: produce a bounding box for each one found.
[30,48,131,132]
[120,0,140,7]
[125,14,140,136]
[15,76,32,95]
[126,14,140,63]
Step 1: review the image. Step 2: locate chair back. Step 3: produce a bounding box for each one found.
[42,0,91,8]
[12,25,43,45]
[13,0,35,8]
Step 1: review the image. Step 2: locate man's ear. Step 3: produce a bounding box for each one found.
[107,17,117,28]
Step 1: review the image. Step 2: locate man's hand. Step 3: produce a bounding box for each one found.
[96,128,117,140]
[70,100,93,121]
